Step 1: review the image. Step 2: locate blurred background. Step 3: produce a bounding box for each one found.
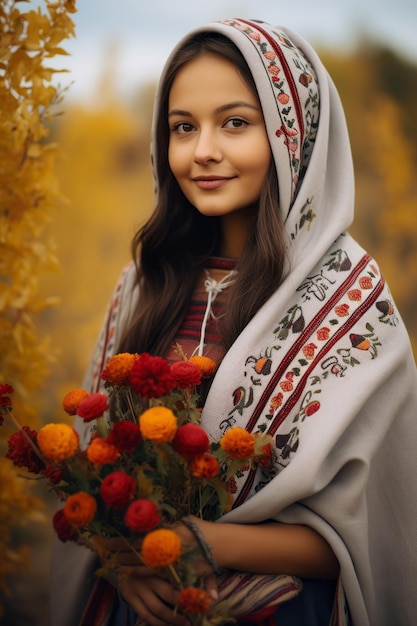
[1,0,417,624]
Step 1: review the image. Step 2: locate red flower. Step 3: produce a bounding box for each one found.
[173,423,209,460]
[124,499,161,533]
[170,361,202,389]
[129,353,174,398]
[100,471,136,508]
[0,384,14,395]
[77,393,109,422]
[106,421,142,453]
[43,464,64,485]
[6,426,44,473]
[178,587,212,614]
[52,508,77,543]
[0,384,14,424]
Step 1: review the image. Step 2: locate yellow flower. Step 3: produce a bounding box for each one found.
[37,423,79,462]
[100,353,138,385]
[86,437,120,466]
[139,407,177,443]
[141,528,181,568]
[220,427,255,459]
[62,389,89,415]
[63,492,97,526]
[189,355,217,378]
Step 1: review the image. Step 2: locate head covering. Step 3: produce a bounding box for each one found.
[152,18,417,626]
[152,18,354,283]
[51,19,417,626]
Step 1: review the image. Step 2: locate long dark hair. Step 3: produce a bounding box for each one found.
[117,32,286,356]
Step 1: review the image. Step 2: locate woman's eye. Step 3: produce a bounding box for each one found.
[224,117,248,129]
[173,122,194,134]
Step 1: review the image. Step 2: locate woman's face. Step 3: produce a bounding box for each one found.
[168,53,271,220]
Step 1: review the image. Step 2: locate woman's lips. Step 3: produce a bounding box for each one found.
[192,176,233,190]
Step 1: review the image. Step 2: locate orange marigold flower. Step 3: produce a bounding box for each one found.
[100,353,137,385]
[178,587,212,614]
[37,423,79,462]
[62,389,89,415]
[139,407,177,443]
[190,453,220,479]
[220,427,255,459]
[141,528,181,568]
[189,355,217,378]
[87,436,120,466]
[63,492,97,526]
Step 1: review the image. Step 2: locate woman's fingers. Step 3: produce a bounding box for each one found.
[113,551,147,567]
[118,573,188,626]
[204,572,219,601]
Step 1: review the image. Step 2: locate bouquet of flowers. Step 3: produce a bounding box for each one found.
[0,351,275,625]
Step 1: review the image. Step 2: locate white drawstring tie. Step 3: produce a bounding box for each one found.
[196,269,237,357]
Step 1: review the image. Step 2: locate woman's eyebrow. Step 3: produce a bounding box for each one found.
[168,101,260,118]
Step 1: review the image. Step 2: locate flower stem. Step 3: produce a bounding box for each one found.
[126,388,137,422]
[7,411,49,466]
[168,564,183,588]
[110,527,146,565]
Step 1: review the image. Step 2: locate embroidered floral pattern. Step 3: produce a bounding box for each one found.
[376,299,398,326]
[223,19,319,207]
[226,246,398,488]
[289,196,316,240]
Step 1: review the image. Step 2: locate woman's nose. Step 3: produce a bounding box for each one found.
[193,129,222,164]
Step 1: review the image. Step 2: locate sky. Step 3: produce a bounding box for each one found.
[50,0,417,100]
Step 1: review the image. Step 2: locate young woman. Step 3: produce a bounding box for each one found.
[50,18,417,626]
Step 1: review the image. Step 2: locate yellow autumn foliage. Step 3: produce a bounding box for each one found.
[0,12,415,622]
[322,49,417,357]
[0,0,76,615]
[365,96,417,350]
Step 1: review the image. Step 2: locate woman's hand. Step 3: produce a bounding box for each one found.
[117,568,189,626]
[174,517,219,602]
[96,535,148,567]
[94,535,189,624]
[94,523,219,624]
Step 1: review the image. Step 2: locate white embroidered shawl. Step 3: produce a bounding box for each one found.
[50,19,417,626]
